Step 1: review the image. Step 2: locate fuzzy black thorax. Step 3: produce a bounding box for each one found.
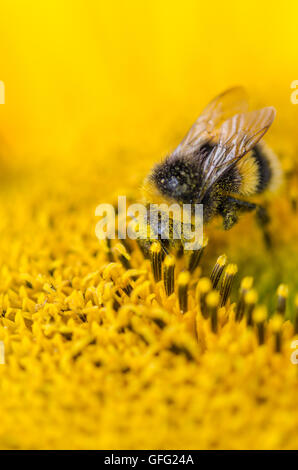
[150,151,209,204]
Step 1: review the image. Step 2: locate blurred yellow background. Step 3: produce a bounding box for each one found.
[0,0,297,171]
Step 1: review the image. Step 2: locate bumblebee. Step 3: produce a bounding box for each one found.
[142,87,281,248]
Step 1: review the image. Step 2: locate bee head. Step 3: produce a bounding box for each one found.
[149,156,202,204]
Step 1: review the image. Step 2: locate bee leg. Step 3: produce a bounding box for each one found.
[218,196,245,230]
[254,205,272,249]
[220,197,272,248]
[222,209,239,230]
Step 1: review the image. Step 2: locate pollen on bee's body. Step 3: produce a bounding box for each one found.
[178,271,190,314]
[210,254,227,289]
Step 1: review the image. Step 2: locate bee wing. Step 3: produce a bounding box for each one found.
[173,87,249,156]
[198,106,276,199]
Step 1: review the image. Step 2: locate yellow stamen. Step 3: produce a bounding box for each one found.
[295,294,298,335]
[114,242,132,270]
[253,305,267,345]
[197,277,212,318]
[206,290,220,333]
[163,255,175,296]
[150,242,163,283]
[219,264,238,307]
[210,254,227,289]
[188,237,208,273]
[276,284,288,315]
[244,289,258,327]
[271,314,284,353]
[236,276,254,322]
[178,271,190,313]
